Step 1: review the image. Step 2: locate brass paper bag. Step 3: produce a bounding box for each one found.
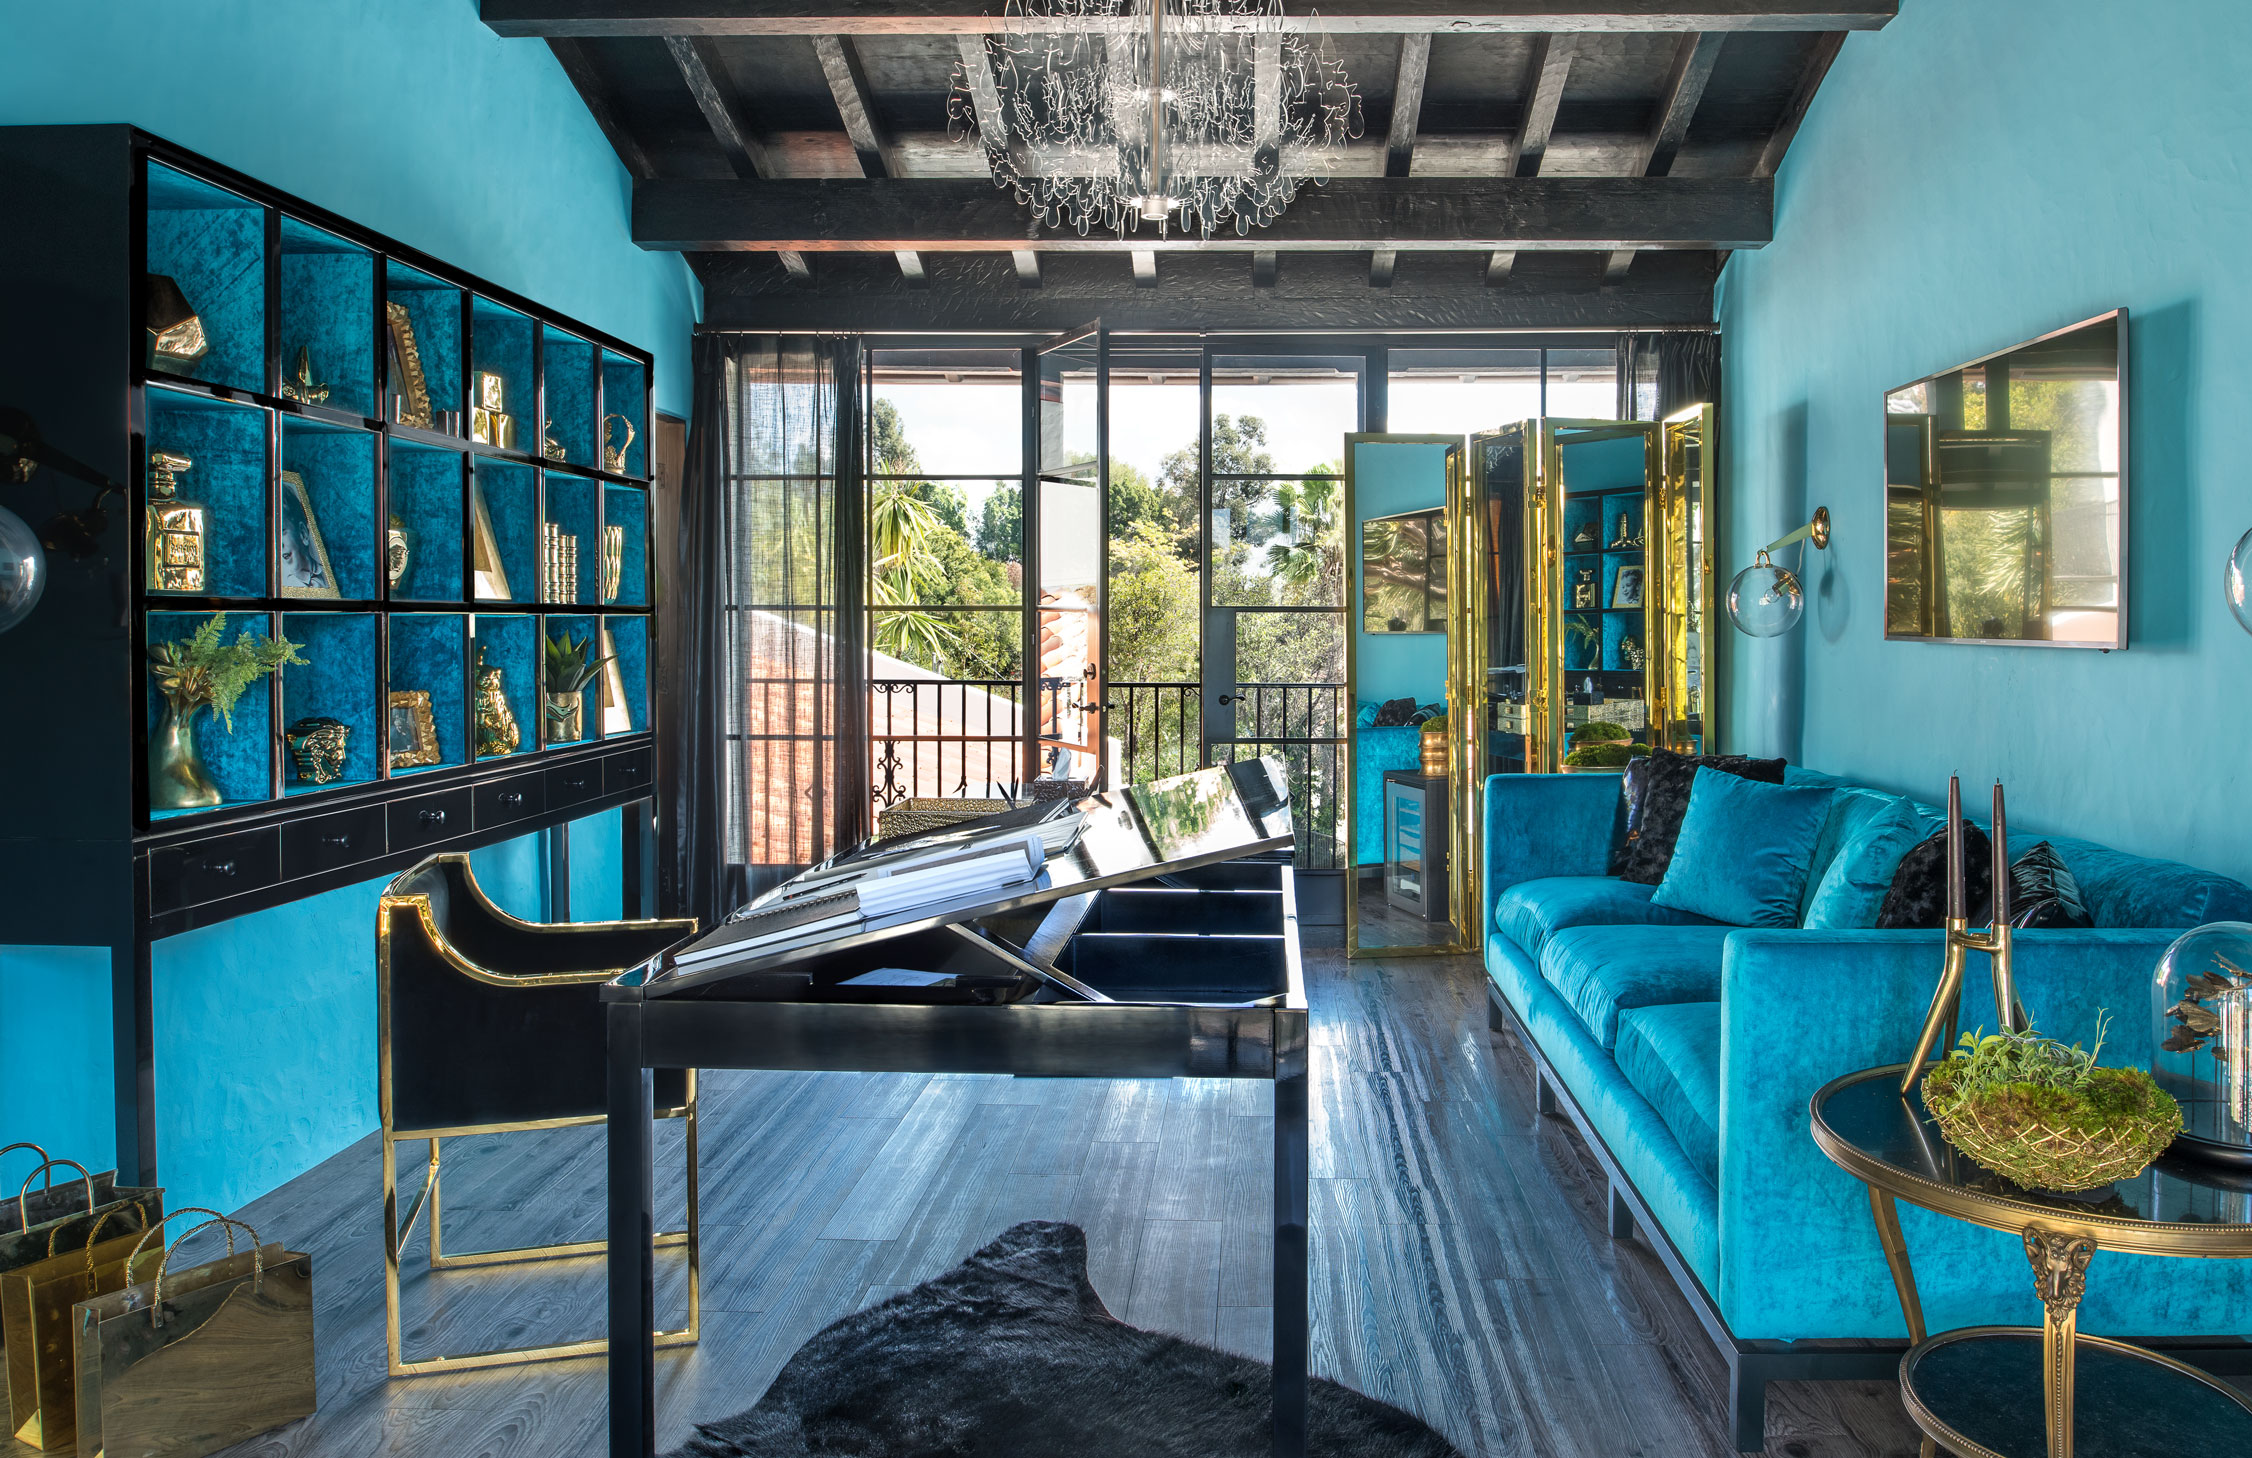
[0,1193,164,1283]
[72,1219,313,1458]
[0,1149,122,1238]
[2,1211,165,1450]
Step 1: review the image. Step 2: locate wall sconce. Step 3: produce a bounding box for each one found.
[0,502,44,634]
[0,408,127,634]
[1727,506,1830,638]
[2229,528,2252,636]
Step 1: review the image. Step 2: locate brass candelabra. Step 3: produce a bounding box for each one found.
[1899,775,2025,1094]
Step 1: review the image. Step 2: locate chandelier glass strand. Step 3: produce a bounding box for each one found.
[950,0,1361,239]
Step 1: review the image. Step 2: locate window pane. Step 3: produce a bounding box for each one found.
[1210,355,1360,477]
[869,479,1022,606]
[1387,348,1544,434]
[870,349,1022,476]
[871,607,1022,680]
[1545,347,1621,420]
[1235,611,1344,694]
[1106,343,1203,546]
[1210,477,1345,608]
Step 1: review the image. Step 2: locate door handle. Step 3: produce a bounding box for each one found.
[1215,694,1241,706]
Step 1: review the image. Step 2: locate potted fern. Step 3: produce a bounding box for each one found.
[1921,1014,2182,1192]
[146,614,306,809]
[542,631,612,743]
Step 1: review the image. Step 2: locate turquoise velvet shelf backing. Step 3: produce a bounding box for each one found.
[1600,607,1645,675]
[146,163,265,395]
[543,327,596,467]
[600,351,648,476]
[145,387,267,599]
[146,610,275,812]
[543,613,598,746]
[387,613,466,770]
[605,615,648,734]
[471,297,533,431]
[474,460,537,604]
[278,217,375,418]
[472,614,538,758]
[280,420,377,600]
[390,442,464,601]
[1564,611,1600,672]
[387,266,464,429]
[279,611,379,790]
[1561,494,1603,550]
[1597,490,1645,549]
[544,475,600,605]
[604,486,648,606]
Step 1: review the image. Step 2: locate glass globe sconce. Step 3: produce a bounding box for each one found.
[2227,527,2252,637]
[0,502,45,635]
[1726,506,1829,638]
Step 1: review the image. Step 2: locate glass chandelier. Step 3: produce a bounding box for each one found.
[951,0,1360,238]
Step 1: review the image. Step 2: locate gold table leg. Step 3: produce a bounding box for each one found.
[2024,1227,2095,1458]
[1868,1187,1927,1345]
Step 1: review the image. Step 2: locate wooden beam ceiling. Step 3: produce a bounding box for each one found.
[664,33,813,277]
[487,0,1896,37]
[812,33,928,284]
[634,175,1772,251]
[1489,33,1575,285]
[1604,29,1722,278]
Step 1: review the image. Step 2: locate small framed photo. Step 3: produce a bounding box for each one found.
[279,470,340,599]
[1612,565,1645,610]
[387,689,442,769]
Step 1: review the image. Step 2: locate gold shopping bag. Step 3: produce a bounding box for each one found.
[73,1215,314,1458]
[1,1160,164,1278]
[2,1203,175,1450]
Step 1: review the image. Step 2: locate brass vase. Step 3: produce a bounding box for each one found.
[544,691,584,743]
[1419,726,1448,778]
[150,695,221,810]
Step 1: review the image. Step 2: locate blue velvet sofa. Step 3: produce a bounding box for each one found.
[1480,768,2252,1451]
[1352,724,1422,866]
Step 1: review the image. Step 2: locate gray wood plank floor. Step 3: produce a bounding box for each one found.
[13,950,1930,1457]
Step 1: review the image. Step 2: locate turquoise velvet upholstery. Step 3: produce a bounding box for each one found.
[1652,769,1833,927]
[145,388,268,600]
[1803,792,1927,930]
[605,486,649,607]
[278,217,375,418]
[1495,876,1719,961]
[1480,773,1623,934]
[545,475,601,605]
[1354,725,1422,865]
[1486,933,1720,1292]
[388,613,466,770]
[471,297,535,434]
[1540,925,1733,1050]
[1615,1003,1722,1189]
[279,611,378,789]
[474,460,537,604]
[280,420,378,600]
[471,614,538,759]
[606,615,648,733]
[146,164,265,396]
[386,265,464,420]
[390,443,465,601]
[146,610,273,811]
[1721,930,2252,1340]
[2043,836,2252,928]
[600,351,648,477]
[543,327,597,466]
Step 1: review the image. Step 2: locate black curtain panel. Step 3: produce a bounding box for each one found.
[825,336,871,849]
[1655,330,1722,416]
[661,332,732,929]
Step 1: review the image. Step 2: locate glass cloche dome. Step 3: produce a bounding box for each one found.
[2151,921,2252,1167]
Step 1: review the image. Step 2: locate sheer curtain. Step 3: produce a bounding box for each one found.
[723,336,868,899]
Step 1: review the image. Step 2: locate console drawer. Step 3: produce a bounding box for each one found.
[546,759,603,811]
[388,788,471,853]
[604,747,653,796]
[149,827,281,915]
[474,772,545,831]
[282,804,386,879]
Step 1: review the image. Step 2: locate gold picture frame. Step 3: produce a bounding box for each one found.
[279,470,340,599]
[385,300,433,429]
[471,477,512,600]
[387,690,442,770]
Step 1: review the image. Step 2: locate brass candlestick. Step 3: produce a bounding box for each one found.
[1899,776,2024,1094]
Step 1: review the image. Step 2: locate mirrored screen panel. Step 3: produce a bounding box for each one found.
[1883,311,2125,648]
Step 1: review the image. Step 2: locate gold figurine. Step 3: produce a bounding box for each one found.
[281,345,330,404]
[145,449,206,593]
[146,274,210,373]
[542,417,567,462]
[1572,567,1597,610]
[601,524,623,603]
[285,716,351,784]
[473,648,522,758]
[602,413,636,474]
[387,513,412,590]
[476,370,506,413]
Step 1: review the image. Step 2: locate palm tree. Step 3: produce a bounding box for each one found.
[869,484,957,664]
[1262,477,1343,606]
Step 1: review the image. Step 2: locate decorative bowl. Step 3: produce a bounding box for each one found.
[1922,1061,2181,1193]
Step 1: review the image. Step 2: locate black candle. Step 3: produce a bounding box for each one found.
[1991,781,2010,927]
[1946,776,1964,923]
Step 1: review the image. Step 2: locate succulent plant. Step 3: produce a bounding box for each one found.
[542,631,612,696]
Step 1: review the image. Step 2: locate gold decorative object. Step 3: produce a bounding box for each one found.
[476,370,506,412]
[387,513,412,591]
[387,689,442,770]
[1418,723,1447,778]
[146,615,304,812]
[471,406,517,450]
[281,344,330,405]
[603,412,636,474]
[471,480,511,600]
[542,417,567,462]
[601,524,624,603]
[385,301,432,429]
[285,715,350,784]
[1922,1057,2180,1194]
[1899,777,2026,1094]
[1571,520,1598,550]
[145,274,210,373]
[544,631,609,742]
[144,449,206,593]
[1571,567,1597,610]
[599,626,632,734]
[541,521,578,604]
[473,648,522,758]
[1620,635,1646,671]
[278,470,339,599]
[544,690,584,742]
[1609,512,1640,549]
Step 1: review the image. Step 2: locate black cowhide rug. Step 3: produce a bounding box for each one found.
[664,1220,1464,1458]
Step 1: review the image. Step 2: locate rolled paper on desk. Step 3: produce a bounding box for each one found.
[1947,776,1964,922]
[1991,781,2010,927]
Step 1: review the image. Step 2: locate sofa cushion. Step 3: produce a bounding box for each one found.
[1539,924,1734,1050]
[1804,793,1929,930]
[1616,1002,1723,1189]
[1652,769,1833,927]
[1610,751,1787,885]
[1494,876,1720,961]
[2043,837,2252,928]
[1877,822,1997,928]
[2011,841,2094,929]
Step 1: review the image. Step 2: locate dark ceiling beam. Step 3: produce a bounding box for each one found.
[1384,35,1431,178]
[663,34,810,278]
[1605,30,1723,278]
[812,34,927,286]
[1253,252,1280,288]
[634,175,1772,252]
[1757,30,1845,177]
[487,0,1896,37]
[1012,250,1042,287]
[1369,250,1399,287]
[546,38,653,179]
[1491,34,1575,285]
[1132,251,1158,287]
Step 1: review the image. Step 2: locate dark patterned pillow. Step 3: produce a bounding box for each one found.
[1874,824,1995,929]
[2010,841,2094,929]
[1609,750,1788,885]
[1371,697,1419,727]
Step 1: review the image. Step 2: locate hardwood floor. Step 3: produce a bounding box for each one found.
[15,950,1929,1458]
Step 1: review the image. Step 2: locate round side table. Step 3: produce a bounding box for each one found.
[1811,1064,2252,1458]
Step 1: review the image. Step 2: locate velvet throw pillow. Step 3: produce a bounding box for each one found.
[1372,697,1419,727]
[1650,768,1835,927]
[2011,841,2095,929]
[1610,750,1788,886]
[1801,793,1928,930]
[1874,824,1996,929]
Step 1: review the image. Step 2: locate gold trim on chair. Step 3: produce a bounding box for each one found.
[377,853,700,1376]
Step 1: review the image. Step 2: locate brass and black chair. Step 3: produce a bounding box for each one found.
[377,852,699,1375]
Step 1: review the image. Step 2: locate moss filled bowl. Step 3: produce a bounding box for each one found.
[1921,1030,2182,1193]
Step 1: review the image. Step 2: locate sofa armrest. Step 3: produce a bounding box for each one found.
[1480,773,1623,931]
[1716,928,2180,1339]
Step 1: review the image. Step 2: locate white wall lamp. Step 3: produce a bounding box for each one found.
[1727,506,1830,638]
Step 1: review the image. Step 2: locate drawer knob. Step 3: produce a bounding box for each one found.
[320,834,351,848]
[564,776,588,790]
[197,858,236,877]
[419,809,447,827]
[499,791,524,807]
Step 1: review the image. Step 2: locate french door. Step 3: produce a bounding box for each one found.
[1030,323,1109,790]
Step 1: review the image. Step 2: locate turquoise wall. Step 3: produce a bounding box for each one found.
[0,947,116,1175]
[0,0,697,415]
[1352,441,1455,708]
[1716,0,2252,883]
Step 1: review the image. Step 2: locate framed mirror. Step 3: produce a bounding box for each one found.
[1883,310,2126,648]
[1361,507,1446,634]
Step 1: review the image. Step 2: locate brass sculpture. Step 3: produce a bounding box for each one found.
[281,345,330,405]
[1899,777,2026,1095]
[387,513,411,590]
[385,302,432,428]
[144,449,206,593]
[602,412,636,474]
[601,524,624,603]
[146,275,210,372]
[542,417,566,462]
[285,716,351,784]
[473,649,521,758]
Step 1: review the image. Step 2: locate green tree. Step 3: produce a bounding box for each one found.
[977,485,1022,563]
[871,396,968,535]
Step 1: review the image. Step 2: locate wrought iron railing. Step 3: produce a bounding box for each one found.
[1211,681,1344,871]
